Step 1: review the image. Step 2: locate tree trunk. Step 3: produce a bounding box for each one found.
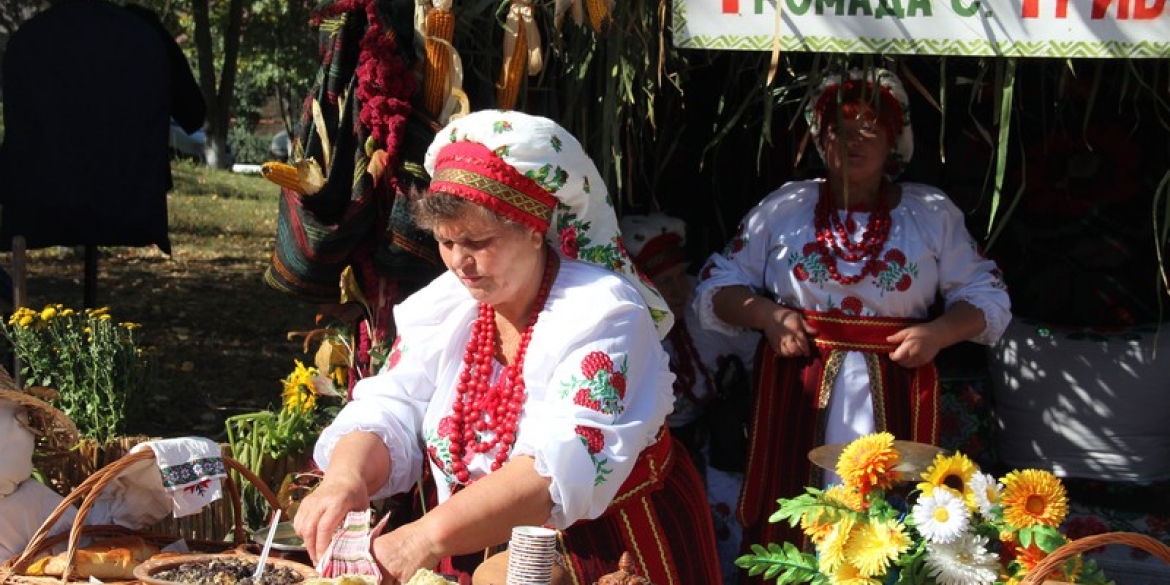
[191,0,245,170]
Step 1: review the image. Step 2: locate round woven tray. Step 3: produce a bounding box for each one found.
[0,449,285,585]
[1019,531,1170,585]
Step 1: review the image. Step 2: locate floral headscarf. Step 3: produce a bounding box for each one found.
[423,110,674,338]
[806,68,914,178]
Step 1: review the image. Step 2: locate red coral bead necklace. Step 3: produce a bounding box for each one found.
[813,180,892,285]
[446,248,559,483]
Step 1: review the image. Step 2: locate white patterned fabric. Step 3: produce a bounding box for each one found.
[423,109,674,338]
[694,179,1010,449]
[315,260,674,529]
[89,437,226,527]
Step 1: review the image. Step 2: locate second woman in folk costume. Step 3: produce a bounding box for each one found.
[293,110,722,584]
[693,68,1011,566]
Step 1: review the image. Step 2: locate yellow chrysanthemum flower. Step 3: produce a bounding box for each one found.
[18,315,34,328]
[817,516,857,573]
[40,306,57,320]
[826,559,882,585]
[918,452,978,507]
[843,519,910,577]
[836,432,900,497]
[1001,468,1068,528]
[800,486,857,543]
[282,360,319,414]
[824,484,865,512]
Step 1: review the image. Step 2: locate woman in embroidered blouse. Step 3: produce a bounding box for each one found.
[693,69,1011,569]
[293,111,721,584]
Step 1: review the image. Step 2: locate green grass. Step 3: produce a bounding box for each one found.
[169,161,281,242]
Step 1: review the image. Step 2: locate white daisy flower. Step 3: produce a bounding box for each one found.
[925,533,1000,585]
[969,472,1002,518]
[912,488,970,543]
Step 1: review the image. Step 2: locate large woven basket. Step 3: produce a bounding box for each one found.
[0,449,284,585]
[1019,531,1170,585]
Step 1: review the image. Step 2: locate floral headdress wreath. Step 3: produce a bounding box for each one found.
[805,67,915,178]
[423,110,674,338]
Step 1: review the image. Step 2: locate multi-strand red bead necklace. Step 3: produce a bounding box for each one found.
[813,180,892,285]
[444,250,559,483]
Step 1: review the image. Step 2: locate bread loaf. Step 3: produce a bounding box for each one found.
[24,536,159,580]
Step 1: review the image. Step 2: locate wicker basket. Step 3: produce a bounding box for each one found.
[0,449,285,585]
[1019,531,1170,585]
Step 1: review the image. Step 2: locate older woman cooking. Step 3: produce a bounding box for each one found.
[693,68,1011,574]
[293,110,721,584]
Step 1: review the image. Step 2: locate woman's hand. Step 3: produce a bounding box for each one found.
[371,522,444,585]
[764,307,817,357]
[293,469,371,563]
[886,324,944,368]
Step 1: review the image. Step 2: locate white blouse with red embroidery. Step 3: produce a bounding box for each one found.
[314,260,674,529]
[694,179,1011,454]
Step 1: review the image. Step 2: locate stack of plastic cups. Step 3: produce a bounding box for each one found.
[506,525,558,584]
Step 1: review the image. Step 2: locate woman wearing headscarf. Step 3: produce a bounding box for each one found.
[293,110,721,584]
[693,68,1011,569]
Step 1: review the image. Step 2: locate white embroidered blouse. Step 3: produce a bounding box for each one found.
[314,260,675,529]
[694,180,1011,447]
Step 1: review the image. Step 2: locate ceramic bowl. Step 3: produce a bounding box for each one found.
[133,552,318,585]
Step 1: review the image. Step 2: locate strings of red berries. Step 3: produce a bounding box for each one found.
[443,251,559,484]
[812,181,892,285]
[313,0,416,154]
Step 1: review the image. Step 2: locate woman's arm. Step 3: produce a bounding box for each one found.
[887,300,986,368]
[372,455,553,581]
[294,431,392,561]
[713,285,817,356]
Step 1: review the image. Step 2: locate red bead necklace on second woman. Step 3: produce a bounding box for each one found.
[813,180,892,285]
[444,249,559,484]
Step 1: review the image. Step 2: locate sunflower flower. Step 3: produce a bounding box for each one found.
[1000,468,1068,528]
[843,519,910,577]
[919,451,979,507]
[836,431,900,498]
[282,360,319,413]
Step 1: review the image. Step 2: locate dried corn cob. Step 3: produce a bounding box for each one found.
[496,12,528,111]
[423,7,455,118]
[586,0,611,32]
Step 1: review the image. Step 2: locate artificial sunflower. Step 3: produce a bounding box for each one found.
[843,519,910,577]
[918,452,979,506]
[836,431,900,498]
[1000,468,1069,528]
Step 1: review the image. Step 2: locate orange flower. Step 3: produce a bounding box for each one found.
[1001,469,1068,528]
[836,432,900,499]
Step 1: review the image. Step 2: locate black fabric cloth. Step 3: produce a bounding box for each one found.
[0,0,206,254]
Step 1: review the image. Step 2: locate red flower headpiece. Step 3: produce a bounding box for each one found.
[429,141,556,233]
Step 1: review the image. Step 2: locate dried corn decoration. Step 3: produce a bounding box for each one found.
[585,0,614,33]
[495,0,542,111]
[421,0,454,118]
[261,160,325,196]
[553,0,585,30]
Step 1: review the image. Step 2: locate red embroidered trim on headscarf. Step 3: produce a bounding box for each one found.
[634,232,687,280]
[429,141,556,232]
